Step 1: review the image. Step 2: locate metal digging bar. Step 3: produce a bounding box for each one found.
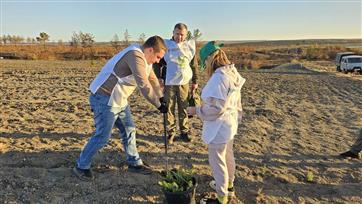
[163,112,169,173]
[160,64,169,173]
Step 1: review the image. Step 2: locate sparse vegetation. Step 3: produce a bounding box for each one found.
[138,33,146,44]
[36,32,50,48]
[306,171,314,183]
[123,29,131,46]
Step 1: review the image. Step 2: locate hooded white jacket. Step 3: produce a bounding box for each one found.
[196,64,245,144]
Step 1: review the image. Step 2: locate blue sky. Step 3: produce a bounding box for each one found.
[1,0,361,42]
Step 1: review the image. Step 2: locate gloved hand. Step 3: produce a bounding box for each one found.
[158,103,167,113]
[158,97,167,113]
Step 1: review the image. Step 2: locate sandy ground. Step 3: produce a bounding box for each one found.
[0,60,361,203]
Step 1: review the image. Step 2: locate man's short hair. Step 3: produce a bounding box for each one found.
[143,35,167,53]
[174,23,188,31]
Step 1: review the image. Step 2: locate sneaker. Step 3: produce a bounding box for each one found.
[72,166,94,181]
[340,151,360,159]
[180,133,192,142]
[209,180,235,198]
[128,163,153,175]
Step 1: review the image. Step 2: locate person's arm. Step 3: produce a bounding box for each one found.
[126,51,161,108]
[153,58,167,81]
[190,54,199,90]
[195,97,226,121]
[148,69,164,98]
[153,58,167,89]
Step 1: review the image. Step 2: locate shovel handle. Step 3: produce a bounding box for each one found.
[163,112,168,172]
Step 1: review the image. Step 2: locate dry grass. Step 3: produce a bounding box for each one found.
[0,44,124,60]
[2,40,361,66]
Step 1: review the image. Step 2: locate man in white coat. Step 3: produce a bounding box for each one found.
[154,23,199,144]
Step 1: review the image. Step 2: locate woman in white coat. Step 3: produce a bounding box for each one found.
[188,41,245,204]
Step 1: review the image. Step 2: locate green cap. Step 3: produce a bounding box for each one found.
[199,41,224,72]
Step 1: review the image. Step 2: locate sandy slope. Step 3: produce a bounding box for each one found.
[0,60,361,203]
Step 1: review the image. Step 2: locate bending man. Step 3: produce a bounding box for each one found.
[73,36,168,181]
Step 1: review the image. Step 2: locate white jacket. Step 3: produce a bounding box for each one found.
[89,45,153,108]
[164,39,196,85]
[197,64,245,144]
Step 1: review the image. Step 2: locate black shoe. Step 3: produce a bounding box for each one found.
[340,151,360,159]
[128,163,153,175]
[72,167,94,181]
[180,133,192,142]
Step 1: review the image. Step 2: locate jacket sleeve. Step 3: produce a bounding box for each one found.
[126,51,161,108]
[195,97,226,121]
[148,69,164,98]
[190,54,199,84]
[153,58,167,81]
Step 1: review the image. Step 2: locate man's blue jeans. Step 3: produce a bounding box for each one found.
[77,93,143,169]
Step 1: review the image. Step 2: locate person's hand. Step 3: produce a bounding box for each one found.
[158,97,167,113]
[187,107,196,116]
[158,79,165,92]
[191,83,198,92]
[158,103,167,113]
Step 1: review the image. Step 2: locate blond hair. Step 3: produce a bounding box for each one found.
[206,49,231,78]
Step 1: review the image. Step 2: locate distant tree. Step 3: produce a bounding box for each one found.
[111,34,121,50]
[79,31,95,48]
[58,39,63,46]
[138,33,146,44]
[1,35,11,44]
[0,35,25,44]
[26,37,33,44]
[69,31,94,59]
[6,35,11,44]
[123,29,131,45]
[10,35,16,44]
[186,31,192,40]
[192,29,202,42]
[12,36,24,44]
[0,35,5,44]
[186,29,202,42]
[36,32,50,48]
[70,31,81,47]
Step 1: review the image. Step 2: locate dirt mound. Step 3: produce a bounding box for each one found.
[273,63,317,72]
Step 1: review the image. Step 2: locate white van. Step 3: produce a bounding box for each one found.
[335,52,354,71]
[340,55,362,74]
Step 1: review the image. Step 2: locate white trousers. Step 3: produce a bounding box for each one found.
[208,139,235,197]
